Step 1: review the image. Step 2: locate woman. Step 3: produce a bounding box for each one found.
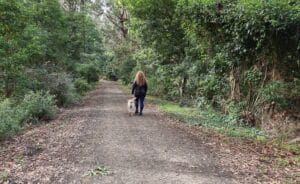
[132,71,148,115]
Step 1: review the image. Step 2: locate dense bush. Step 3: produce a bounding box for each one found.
[0,91,56,137]
[46,73,79,106]
[15,70,80,106]
[75,63,100,83]
[0,0,106,137]
[19,91,57,121]
[0,0,105,99]
[0,99,23,137]
[261,79,300,108]
[120,0,299,101]
[74,78,91,95]
[102,0,300,134]
[118,57,136,84]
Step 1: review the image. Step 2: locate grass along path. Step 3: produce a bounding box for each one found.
[119,81,299,183]
[145,96,300,183]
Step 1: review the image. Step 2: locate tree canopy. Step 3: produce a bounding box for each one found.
[0,0,299,137]
[0,0,106,136]
[102,0,300,135]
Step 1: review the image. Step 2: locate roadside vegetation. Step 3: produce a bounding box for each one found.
[149,96,266,139]
[108,0,300,175]
[0,0,105,138]
[105,0,300,144]
[151,96,298,151]
[1,0,299,182]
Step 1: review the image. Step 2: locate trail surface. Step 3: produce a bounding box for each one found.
[0,80,236,184]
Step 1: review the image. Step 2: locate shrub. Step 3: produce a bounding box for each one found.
[198,74,228,102]
[75,63,100,83]
[19,91,57,121]
[118,57,136,84]
[46,72,79,106]
[147,76,161,96]
[106,72,118,81]
[21,71,79,106]
[74,78,91,95]
[0,99,23,137]
[261,79,300,109]
[261,80,289,108]
[0,91,58,138]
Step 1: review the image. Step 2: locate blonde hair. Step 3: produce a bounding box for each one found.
[135,71,146,86]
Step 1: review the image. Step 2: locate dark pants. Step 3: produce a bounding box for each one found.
[135,95,145,113]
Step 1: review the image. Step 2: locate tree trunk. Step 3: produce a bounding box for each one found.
[230,66,241,100]
[179,77,187,97]
[271,63,282,80]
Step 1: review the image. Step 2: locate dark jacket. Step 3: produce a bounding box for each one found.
[132,81,147,97]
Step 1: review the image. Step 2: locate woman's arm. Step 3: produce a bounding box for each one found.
[145,82,148,94]
[132,82,136,95]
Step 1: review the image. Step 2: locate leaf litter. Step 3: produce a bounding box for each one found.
[154,107,300,184]
[0,83,299,184]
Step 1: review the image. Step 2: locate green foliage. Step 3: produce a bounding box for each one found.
[147,76,163,96]
[83,164,109,178]
[118,57,136,84]
[19,91,57,121]
[178,0,300,103]
[272,138,300,155]
[46,73,79,106]
[0,91,56,137]
[125,0,186,65]
[113,0,300,136]
[75,63,100,83]
[0,0,105,97]
[261,79,300,108]
[261,80,289,107]
[0,99,23,137]
[0,0,106,137]
[74,78,91,95]
[157,98,266,139]
[198,74,228,101]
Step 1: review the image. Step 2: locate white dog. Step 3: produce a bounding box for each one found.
[127,98,136,116]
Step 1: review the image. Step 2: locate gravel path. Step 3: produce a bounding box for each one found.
[0,80,236,184]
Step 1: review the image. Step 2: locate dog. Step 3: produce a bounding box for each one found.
[127,97,136,116]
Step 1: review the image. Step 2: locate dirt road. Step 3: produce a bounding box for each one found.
[0,80,236,183]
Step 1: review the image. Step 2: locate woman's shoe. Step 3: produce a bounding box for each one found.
[139,112,143,116]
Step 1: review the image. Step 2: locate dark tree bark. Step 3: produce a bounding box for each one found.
[230,66,241,101]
